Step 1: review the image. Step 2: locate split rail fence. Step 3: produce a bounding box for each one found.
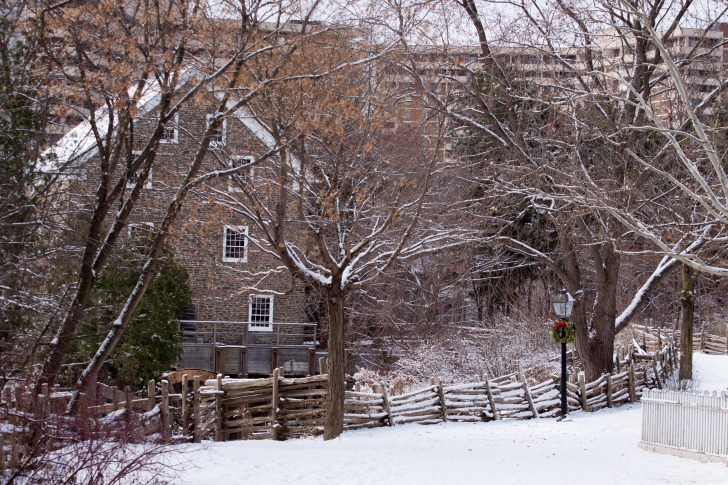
[0,325,697,471]
[640,388,728,464]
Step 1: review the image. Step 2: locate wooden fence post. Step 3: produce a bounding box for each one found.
[657,330,662,351]
[271,367,281,440]
[125,386,133,424]
[627,365,636,402]
[161,380,171,442]
[193,375,201,443]
[699,323,705,352]
[651,355,663,389]
[215,374,223,442]
[112,387,120,412]
[578,373,588,412]
[147,379,156,411]
[181,374,189,438]
[435,378,447,422]
[606,374,613,408]
[519,374,540,419]
[379,382,394,426]
[615,348,621,373]
[483,375,498,421]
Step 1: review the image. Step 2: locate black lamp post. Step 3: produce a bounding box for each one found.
[551,290,574,421]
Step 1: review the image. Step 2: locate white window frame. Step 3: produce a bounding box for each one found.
[127,222,155,250]
[227,155,255,192]
[207,113,227,147]
[160,112,179,144]
[248,294,273,332]
[222,225,248,263]
[127,151,153,189]
[128,221,155,237]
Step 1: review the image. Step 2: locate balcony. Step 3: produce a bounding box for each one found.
[178,320,326,377]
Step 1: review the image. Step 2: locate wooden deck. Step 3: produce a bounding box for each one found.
[178,320,327,377]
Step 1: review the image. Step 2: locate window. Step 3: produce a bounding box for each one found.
[207,113,227,146]
[223,225,248,262]
[161,112,179,143]
[128,221,154,237]
[227,155,254,191]
[126,151,152,189]
[128,222,155,248]
[248,295,273,331]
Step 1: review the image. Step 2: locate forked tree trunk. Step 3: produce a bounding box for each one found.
[578,308,617,381]
[679,263,695,382]
[572,244,620,382]
[324,288,346,440]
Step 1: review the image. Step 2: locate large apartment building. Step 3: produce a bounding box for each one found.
[386,22,726,131]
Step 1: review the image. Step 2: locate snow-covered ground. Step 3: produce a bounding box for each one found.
[169,354,728,485]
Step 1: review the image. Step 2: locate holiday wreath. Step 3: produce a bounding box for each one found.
[549,320,576,344]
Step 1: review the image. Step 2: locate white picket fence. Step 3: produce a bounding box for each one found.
[640,388,728,464]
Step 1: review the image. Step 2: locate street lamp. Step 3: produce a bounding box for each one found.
[551,289,574,421]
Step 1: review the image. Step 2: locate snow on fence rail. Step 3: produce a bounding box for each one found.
[640,389,728,464]
[634,324,728,356]
[0,325,682,467]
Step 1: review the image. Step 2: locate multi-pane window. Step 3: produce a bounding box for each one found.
[126,151,152,189]
[128,222,155,249]
[227,155,254,191]
[161,112,179,143]
[248,295,273,331]
[206,113,227,146]
[223,225,248,262]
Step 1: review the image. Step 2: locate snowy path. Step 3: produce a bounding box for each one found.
[171,354,728,485]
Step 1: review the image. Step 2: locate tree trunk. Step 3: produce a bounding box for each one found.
[324,287,346,440]
[679,263,694,382]
[574,244,619,381]
[579,306,617,381]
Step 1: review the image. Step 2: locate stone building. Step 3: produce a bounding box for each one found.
[45,85,323,377]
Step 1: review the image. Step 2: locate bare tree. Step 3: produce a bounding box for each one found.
[4,0,362,407]
[210,37,459,437]
[388,0,727,380]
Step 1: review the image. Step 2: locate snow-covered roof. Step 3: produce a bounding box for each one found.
[40,72,286,175]
[39,80,165,174]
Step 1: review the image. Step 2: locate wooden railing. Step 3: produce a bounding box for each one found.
[641,389,728,464]
[179,320,322,376]
[180,320,318,348]
[632,324,728,355]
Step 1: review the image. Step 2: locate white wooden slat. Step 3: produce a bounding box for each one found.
[641,389,728,460]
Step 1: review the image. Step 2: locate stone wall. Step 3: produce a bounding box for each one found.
[57,91,314,326]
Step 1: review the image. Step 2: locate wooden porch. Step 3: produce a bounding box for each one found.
[178,320,327,377]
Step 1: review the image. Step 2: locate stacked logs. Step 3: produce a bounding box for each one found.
[388,385,442,425]
[345,387,389,429]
